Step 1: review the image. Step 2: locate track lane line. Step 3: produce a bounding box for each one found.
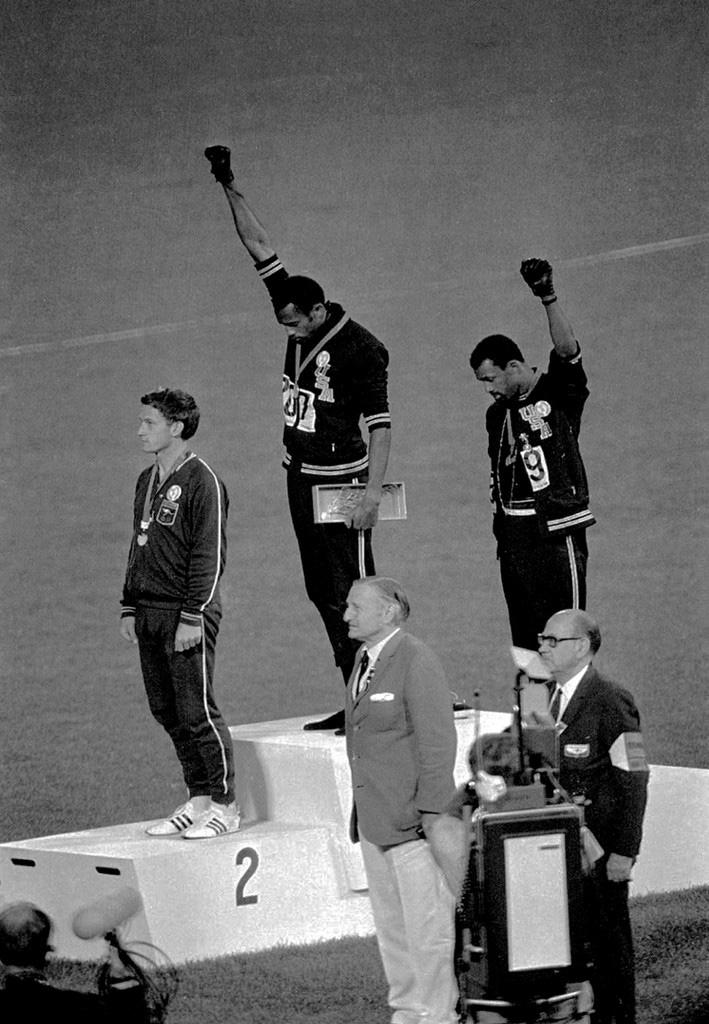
[2,232,707,357]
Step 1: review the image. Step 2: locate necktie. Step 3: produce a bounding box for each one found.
[549,685,563,723]
[354,651,370,699]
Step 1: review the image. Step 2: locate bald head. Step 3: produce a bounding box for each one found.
[538,609,601,683]
[550,609,601,653]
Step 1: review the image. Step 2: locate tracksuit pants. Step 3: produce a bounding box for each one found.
[287,469,375,683]
[134,601,234,805]
[497,520,588,650]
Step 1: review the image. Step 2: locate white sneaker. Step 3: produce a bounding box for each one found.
[182,801,241,840]
[145,797,211,836]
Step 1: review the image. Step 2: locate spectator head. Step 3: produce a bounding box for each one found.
[0,902,53,969]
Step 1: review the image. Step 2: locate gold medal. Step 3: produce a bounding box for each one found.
[137,533,148,546]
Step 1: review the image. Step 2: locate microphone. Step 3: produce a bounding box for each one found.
[72,886,142,940]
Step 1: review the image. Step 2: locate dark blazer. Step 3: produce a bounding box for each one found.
[345,630,457,847]
[557,665,649,859]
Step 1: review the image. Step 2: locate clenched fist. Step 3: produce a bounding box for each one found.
[520,258,555,301]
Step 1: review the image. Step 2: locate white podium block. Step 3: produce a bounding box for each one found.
[0,712,509,965]
[2,713,705,966]
[630,764,709,897]
[229,711,511,893]
[0,819,375,963]
[230,716,368,892]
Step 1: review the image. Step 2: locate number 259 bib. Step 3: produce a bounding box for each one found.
[520,443,550,492]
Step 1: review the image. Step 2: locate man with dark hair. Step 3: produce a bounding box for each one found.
[0,902,151,1021]
[470,260,595,650]
[270,274,326,314]
[205,145,392,732]
[343,576,459,1023]
[120,388,238,839]
[535,608,649,1024]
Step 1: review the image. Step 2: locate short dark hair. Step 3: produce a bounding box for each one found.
[141,389,200,440]
[469,732,518,781]
[0,902,52,968]
[469,334,525,372]
[272,275,326,316]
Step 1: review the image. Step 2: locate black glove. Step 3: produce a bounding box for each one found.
[204,145,234,186]
[520,258,556,302]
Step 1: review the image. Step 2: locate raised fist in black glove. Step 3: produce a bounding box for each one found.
[204,145,234,186]
[520,258,556,302]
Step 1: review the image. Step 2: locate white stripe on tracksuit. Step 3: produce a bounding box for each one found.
[565,534,581,607]
[196,616,230,801]
[195,458,230,801]
[357,530,367,578]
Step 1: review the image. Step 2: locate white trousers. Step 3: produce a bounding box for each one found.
[360,835,459,1024]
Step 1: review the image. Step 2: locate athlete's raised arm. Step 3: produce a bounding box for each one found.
[205,145,275,264]
[520,258,579,359]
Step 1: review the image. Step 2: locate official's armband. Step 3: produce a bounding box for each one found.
[609,732,648,772]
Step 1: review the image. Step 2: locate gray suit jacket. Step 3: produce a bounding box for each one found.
[345,630,457,847]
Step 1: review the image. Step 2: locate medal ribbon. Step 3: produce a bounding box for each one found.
[137,452,193,543]
[138,463,159,537]
[292,312,350,391]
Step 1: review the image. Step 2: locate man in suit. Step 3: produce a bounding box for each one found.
[343,576,459,1024]
[536,608,650,1024]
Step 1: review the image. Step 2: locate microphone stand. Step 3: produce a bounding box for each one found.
[512,670,527,781]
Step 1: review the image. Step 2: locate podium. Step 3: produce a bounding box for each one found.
[1,713,706,964]
[0,711,509,964]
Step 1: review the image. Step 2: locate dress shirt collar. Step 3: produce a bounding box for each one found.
[554,662,590,715]
[362,628,400,668]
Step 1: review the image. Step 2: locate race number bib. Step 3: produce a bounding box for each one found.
[520,440,550,492]
[283,376,316,433]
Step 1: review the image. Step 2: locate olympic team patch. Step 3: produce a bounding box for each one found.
[156,499,179,526]
[609,732,648,772]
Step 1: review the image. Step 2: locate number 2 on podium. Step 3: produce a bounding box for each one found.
[235,847,259,906]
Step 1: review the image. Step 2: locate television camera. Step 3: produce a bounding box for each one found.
[453,649,595,1023]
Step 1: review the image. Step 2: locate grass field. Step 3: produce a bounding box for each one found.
[1,0,707,1019]
[33,886,709,1023]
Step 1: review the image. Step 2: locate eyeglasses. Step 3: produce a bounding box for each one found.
[537,635,583,648]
